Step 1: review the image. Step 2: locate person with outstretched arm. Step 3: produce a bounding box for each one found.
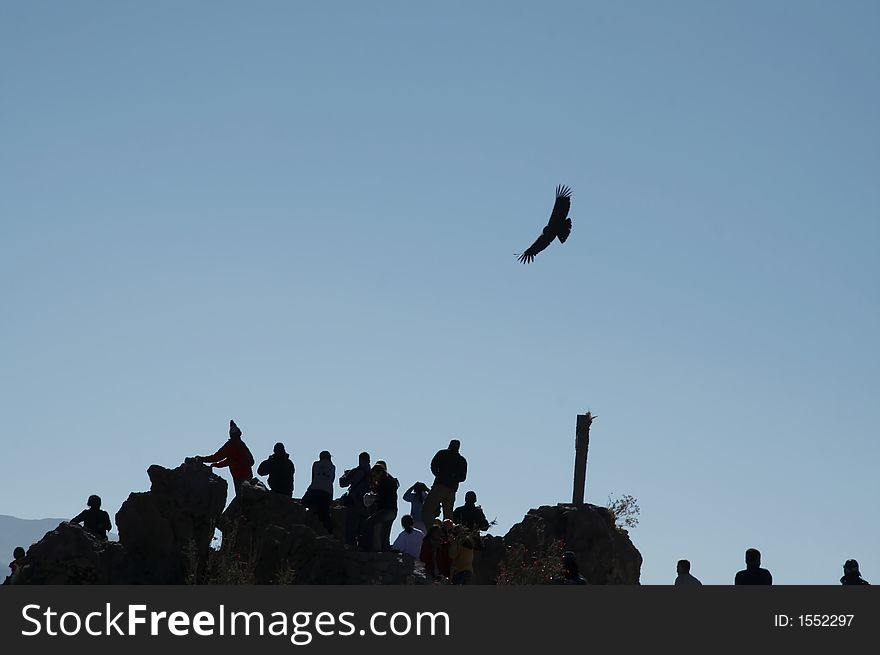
[197,420,255,496]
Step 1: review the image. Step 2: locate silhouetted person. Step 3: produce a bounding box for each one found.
[302,450,335,533]
[841,559,870,585]
[420,524,443,579]
[71,495,112,540]
[419,521,452,580]
[257,442,295,497]
[558,550,587,585]
[391,514,424,559]
[362,464,399,551]
[339,451,372,548]
[197,420,255,496]
[6,546,25,584]
[452,491,490,532]
[735,548,773,585]
[675,559,702,586]
[372,460,399,550]
[436,519,454,578]
[403,482,430,532]
[422,439,467,528]
[449,526,475,585]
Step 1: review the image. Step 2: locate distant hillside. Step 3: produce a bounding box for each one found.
[0,515,117,564]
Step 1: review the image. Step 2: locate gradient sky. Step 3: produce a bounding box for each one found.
[2,0,878,585]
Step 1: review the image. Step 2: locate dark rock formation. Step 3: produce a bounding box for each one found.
[12,522,133,584]
[116,458,227,583]
[476,504,642,584]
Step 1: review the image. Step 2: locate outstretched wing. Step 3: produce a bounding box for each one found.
[548,184,571,226]
[556,216,572,243]
[517,231,554,264]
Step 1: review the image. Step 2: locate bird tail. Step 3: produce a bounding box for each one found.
[556,217,572,243]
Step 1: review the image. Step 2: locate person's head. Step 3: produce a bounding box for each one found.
[358,451,371,466]
[677,559,691,575]
[442,518,454,533]
[413,481,429,493]
[370,464,386,483]
[229,420,242,440]
[426,525,441,541]
[448,439,460,452]
[376,459,387,471]
[465,491,477,505]
[745,548,761,568]
[13,546,25,560]
[273,442,286,455]
[843,559,861,576]
[401,514,414,533]
[319,450,331,461]
[87,495,101,509]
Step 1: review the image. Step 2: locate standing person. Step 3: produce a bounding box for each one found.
[339,452,372,548]
[734,548,773,585]
[420,524,443,579]
[421,439,467,529]
[674,559,702,586]
[362,464,398,552]
[391,515,424,559]
[6,547,26,584]
[302,451,336,534]
[403,482,430,532]
[375,461,399,550]
[197,420,255,497]
[841,559,870,585]
[448,526,475,585]
[257,442,295,497]
[419,521,451,581]
[71,495,112,540]
[437,519,454,579]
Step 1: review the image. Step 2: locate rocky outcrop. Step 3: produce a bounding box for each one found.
[479,504,642,584]
[9,462,641,585]
[115,458,227,583]
[12,522,133,584]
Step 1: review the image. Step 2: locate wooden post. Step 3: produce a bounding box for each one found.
[572,412,595,505]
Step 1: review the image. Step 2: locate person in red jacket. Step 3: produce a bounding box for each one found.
[197,420,255,496]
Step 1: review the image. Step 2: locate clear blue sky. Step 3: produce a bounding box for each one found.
[2,0,878,585]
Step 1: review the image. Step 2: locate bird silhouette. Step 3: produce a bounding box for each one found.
[516,185,572,264]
